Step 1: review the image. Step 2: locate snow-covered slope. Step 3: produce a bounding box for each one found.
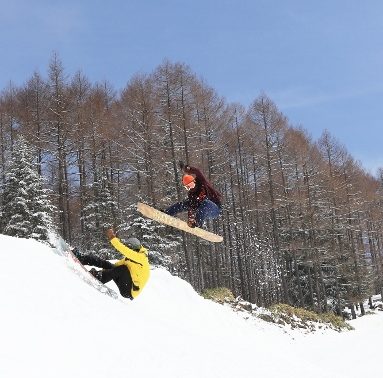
[1,234,382,378]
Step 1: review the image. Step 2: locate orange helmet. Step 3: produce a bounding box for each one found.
[182,174,195,186]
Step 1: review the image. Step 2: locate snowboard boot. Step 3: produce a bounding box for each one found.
[89,268,103,281]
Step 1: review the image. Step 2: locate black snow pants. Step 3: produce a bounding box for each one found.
[72,248,134,299]
[74,251,114,269]
[99,265,134,299]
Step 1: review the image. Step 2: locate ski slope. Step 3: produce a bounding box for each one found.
[0,234,382,378]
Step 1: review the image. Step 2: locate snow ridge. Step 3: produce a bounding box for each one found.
[1,234,383,378]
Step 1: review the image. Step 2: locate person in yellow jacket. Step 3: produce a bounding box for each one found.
[88,228,150,299]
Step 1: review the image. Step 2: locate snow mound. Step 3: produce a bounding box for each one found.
[1,234,383,378]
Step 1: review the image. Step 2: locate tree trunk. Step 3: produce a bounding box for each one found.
[348,304,356,320]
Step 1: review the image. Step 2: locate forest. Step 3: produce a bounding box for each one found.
[1,54,382,317]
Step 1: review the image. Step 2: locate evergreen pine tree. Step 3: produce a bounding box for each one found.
[118,201,181,268]
[2,137,56,241]
[82,172,118,255]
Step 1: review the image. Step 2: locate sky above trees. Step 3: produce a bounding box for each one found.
[1,0,382,174]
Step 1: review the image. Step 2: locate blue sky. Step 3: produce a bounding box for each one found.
[1,0,382,175]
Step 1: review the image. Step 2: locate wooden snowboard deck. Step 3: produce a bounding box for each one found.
[137,202,223,243]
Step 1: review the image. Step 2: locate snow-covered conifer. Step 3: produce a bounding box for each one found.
[118,201,180,268]
[2,136,56,241]
[81,172,118,255]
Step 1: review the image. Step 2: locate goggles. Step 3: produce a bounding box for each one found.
[183,181,195,190]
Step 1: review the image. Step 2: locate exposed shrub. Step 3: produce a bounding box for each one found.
[202,287,235,303]
[269,303,353,331]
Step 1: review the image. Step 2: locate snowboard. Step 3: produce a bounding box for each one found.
[53,234,119,299]
[67,248,119,299]
[137,202,223,243]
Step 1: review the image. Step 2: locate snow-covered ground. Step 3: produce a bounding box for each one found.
[1,234,382,378]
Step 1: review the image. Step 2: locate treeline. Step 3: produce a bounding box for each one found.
[1,54,383,316]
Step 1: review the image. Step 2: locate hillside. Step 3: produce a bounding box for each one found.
[0,234,382,378]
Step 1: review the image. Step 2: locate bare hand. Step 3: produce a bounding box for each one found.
[106,228,116,240]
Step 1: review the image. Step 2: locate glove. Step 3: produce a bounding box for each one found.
[106,228,116,240]
[187,219,196,228]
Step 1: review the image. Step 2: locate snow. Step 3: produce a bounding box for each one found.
[1,234,383,378]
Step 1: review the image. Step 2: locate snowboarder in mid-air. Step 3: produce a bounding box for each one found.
[165,161,222,228]
[73,229,150,300]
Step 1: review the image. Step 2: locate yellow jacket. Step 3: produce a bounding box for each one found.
[110,237,150,298]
